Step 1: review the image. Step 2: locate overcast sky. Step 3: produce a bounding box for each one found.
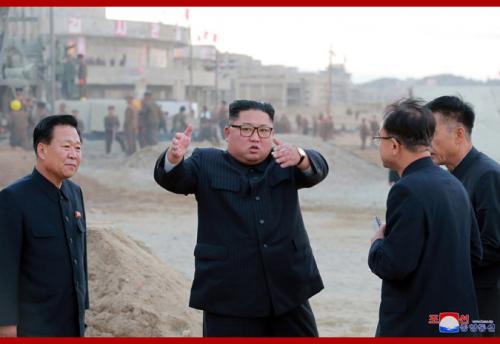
[106,7,500,84]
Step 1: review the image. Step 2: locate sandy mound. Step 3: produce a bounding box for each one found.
[0,146,34,187]
[85,226,201,337]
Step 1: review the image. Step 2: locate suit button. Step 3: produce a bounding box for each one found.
[259,219,264,224]
[73,259,77,265]
[263,244,268,249]
[69,238,73,244]
[65,216,69,222]
[255,196,260,201]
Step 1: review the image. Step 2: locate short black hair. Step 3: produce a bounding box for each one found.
[33,115,81,154]
[426,95,475,135]
[229,100,275,122]
[382,98,435,152]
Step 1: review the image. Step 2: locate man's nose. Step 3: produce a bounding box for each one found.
[249,129,260,141]
[68,147,78,158]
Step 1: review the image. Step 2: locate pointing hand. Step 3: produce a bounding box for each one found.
[167,124,192,164]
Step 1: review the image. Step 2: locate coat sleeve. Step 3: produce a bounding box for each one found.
[294,149,329,189]
[153,148,200,195]
[368,183,426,281]
[0,189,23,325]
[474,170,500,266]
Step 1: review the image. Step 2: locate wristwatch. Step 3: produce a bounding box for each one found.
[296,147,306,166]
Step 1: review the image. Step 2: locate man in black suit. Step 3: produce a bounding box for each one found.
[154,99,328,337]
[368,98,482,336]
[0,115,88,337]
[428,96,500,336]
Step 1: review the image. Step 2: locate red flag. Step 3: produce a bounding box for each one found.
[185,8,189,20]
[213,33,217,43]
[115,20,127,36]
[204,31,209,40]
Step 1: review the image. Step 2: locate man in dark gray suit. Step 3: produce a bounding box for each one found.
[154,99,328,337]
[428,96,500,336]
[368,98,482,336]
[0,115,88,337]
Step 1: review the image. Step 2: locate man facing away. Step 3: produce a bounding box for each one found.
[0,115,88,337]
[428,95,500,336]
[154,99,329,337]
[368,98,482,336]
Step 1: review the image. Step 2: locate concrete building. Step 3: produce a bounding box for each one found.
[217,50,352,115]
[5,7,352,116]
[5,7,225,106]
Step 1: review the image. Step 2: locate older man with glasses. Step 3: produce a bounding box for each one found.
[154,99,329,337]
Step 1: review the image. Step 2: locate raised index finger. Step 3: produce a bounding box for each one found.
[184,124,193,137]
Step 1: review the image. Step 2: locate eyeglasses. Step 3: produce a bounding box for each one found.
[229,124,273,138]
[372,136,400,146]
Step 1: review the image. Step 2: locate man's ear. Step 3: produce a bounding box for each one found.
[391,139,400,155]
[223,126,230,141]
[455,126,467,144]
[37,143,46,160]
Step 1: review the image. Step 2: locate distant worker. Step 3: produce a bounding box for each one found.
[32,101,49,123]
[359,118,370,149]
[369,115,380,148]
[123,96,138,155]
[215,100,228,137]
[77,54,87,99]
[61,56,76,99]
[8,100,30,150]
[103,105,120,154]
[171,105,187,134]
[138,91,161,147]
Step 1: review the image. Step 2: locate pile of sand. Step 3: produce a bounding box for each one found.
[85,226,201,337]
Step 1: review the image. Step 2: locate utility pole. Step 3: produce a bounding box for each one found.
[327,46,334,117]
[49,7,56,114]
[0,8,10,75]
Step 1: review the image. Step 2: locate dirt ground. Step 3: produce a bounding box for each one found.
[0,130,389,337]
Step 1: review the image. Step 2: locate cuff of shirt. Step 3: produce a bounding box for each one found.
[301,166,314,176]
[163,149,180,173]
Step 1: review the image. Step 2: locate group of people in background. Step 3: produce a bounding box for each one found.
[274,113,336,141]
[3,88,80,150]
